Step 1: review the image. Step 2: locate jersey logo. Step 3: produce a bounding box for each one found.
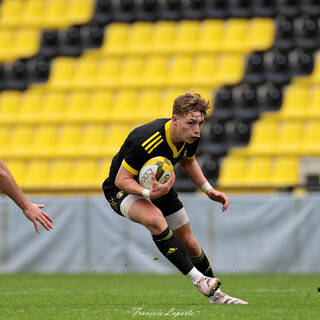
[141,131,164,154]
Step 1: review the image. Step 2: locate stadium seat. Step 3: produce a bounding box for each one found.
[41,91,66,122]
[14,28,40,59]
[99,23,129,56]
[22,0,45,27]
[68,0,94,25]
[198,19,223,53]
[42,0,70,28]
[48,159,74,187]
[72,159,99,187]
[111,89,138,121]
[5,158,26,184]
[308,86,320,118]
[88,90,113,122]
[218,156,246,187]
[23,159,49,188]
[0,126,10,157]
[168,55,193,87]
[136,89,162,120]
[81,124,106,156]
[56,124,82,157]
[276,120,303,155]
[217,54,244,85]
[66,91,91,121]
[46,57,75,90]
[143,56,168,88]
[193,55,219,88]
[120,56,145,88]
[302,120,320,156]
[0,91,21,123]
[276,85,309,119]
[105,123,132,155]
[174,20,199,54]
[97,57,121,89]
[0,0,22,27]
[19,90,42,122]
[244,156,273,187]
[272,156,300,187]
[72,56,97,89]
[247,18,275,51]
[223,19,248,53]
[32,124,57,157]
[151,21,175,55]
[9,125,33,157]
[0,29,15,62]
[128,22,153,55]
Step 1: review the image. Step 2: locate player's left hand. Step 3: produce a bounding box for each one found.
[207,189,229,211]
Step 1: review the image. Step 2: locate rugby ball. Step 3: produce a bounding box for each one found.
[139,156,174,189]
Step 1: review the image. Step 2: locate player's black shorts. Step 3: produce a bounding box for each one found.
[102,184,183,218]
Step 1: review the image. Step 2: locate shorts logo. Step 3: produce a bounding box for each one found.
[166,248,177,255]
[116,191,124,199]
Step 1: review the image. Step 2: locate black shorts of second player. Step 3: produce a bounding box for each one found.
[103,186,183,218]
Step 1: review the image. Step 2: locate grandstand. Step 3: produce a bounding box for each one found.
[0,0,320,193]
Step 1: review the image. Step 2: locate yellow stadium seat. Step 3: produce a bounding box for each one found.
[66,91,90,121]
[244,156,273,187]
[302,120,320,156]
[41,91,66,122]
[0,91,21,123]
[276,120,303,155]
[198,19,223,53]
[151,21,175,55]
[136,89,162,121]
[168,55,193,87]
[99,23,129,56]
[32,124,57,157]
[56,124,82,157]
[97,57,121,89]
[5,159,25,184]
[14,28,40,59]
[105,124,132,155]
[19,90,42,122]
[121,56,145,88]
[88,90,113,122]
[0,126,10,157]
[43,0,69,28]
[174,20,199,54]
[223,19,248,53]
[23,159,49,189]
[0,0,22,27]
[218,156,246,187]
[111,90,138,121]
[81,124,106,156]
[47,57,75,90]
[9,125,34,157]
[193,55,219,88]
[307,86,320,118]
[0,29,15,62]
[22,0,45,27]
[272,156,300,187]
[72,159,99,187]
[246,118,278,155]
[160,88,187,115]
[276,85,309,120]
[128,22,153,55]
[48,159,74,188]
[72,56,98,89]
[68,0,93,25]
[217,54,244,85]
[143,56,168,88]
[247,18,274,51]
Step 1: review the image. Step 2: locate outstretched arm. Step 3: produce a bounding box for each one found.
[179,157,229,211]
[0,160,54,233]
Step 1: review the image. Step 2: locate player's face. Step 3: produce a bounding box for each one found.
[173,111,205,144]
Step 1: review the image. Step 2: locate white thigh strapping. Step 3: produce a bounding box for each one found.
[120,194,145,219]
[165,207,189,231]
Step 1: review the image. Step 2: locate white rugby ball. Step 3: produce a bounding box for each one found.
[139,156,174,189]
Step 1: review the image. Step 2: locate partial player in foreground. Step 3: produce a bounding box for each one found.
[0,159,54,233]
[102,93,247,304]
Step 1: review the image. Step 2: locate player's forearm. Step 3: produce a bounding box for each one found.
[180,158,211,189]
[0,160,30,211]
[115,176,145,197]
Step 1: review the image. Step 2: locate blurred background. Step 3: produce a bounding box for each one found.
[0,0,320,274]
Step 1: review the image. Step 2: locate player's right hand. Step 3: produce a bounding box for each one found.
[149,172,175,199]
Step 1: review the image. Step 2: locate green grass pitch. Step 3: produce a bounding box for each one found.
[0,274,319,320]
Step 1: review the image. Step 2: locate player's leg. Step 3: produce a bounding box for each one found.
[173,222,214,278]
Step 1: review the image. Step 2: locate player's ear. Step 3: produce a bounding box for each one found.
[171,114,178,125]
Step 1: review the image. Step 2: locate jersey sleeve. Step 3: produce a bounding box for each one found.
[122,139,148,176]
[184,139,199,159]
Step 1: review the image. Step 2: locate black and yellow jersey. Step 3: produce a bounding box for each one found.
[103,118,199,191]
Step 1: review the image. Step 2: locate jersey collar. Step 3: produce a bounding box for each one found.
[165,120,185,158]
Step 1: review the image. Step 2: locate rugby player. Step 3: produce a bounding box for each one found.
[103,93,247,304]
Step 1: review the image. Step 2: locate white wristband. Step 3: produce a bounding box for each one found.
[201,181,213,194]
[142,189,151,200]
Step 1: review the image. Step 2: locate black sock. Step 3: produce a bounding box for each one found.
[152,227,194,275]
[191,249,214,277]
